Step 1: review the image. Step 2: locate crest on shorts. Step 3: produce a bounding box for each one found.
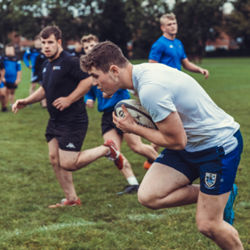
[205,172,217,188]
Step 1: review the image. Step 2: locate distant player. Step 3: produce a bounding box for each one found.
[68,40,85,58]
[2,44,21,106]
[81,41,244,250]
[33,49,47,108]
[12,26,124,208]
[0,55,7,112]
[82,34,158,194]
[23,35,42,97]
[146,13,210,169]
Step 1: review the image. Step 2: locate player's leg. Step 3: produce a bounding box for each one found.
[9,88,16,106]
[196,191,243,249]
[195,129,243,248]
[29,82,37,96]
[0,85,7,111]
[103,129,139,194]
[48,138,79,206]
[124,133,158,164]
[138,161,199,209]
[143,142,160,170]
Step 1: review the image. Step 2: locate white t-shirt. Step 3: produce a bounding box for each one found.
[132,63,239,154]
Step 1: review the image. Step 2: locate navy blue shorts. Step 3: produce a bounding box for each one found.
[155,130,243,195]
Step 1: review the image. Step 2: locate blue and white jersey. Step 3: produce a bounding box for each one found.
[132,63,239,154]
[3,55,21,84]
[149,36,187,70]
[85,86,130,113]
[23,47,41,72]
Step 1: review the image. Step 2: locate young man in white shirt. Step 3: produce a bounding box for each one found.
[80,41,244,250]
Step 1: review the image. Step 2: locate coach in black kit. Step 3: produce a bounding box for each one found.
[12,26,124,208]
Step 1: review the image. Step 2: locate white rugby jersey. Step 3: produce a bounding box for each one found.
[132,63,239,154]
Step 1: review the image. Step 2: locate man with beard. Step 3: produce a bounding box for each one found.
[12,26,124,208]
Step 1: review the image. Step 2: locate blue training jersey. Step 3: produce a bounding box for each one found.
[3,55,21,84]
[149,36,187,71]
[85,86,130,113]
[23,47,41,72]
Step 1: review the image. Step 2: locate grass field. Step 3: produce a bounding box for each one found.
[0,57,250,250]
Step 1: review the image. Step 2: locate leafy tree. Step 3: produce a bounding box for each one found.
[224,0,250,50]
[124,0,169,58]
[173,0,227,56]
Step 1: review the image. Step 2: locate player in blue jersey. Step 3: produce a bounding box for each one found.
[23,35,42,97]
[81,41,244,249]
[146,13,210,169]
[0,55,7,112]
[3,44,22,106]
[149,13,209,75]
[83,35,158,194]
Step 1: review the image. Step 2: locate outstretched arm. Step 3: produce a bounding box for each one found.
[12,86,46,113]
[113,105,187,150]
[53,77,92,111]
[181,58,209,79]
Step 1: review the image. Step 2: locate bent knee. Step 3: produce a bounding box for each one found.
[196,219,224,239]
[138,188,159,210]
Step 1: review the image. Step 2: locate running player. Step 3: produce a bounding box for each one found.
[2,44,21,107]
[80,41,243,250]
[82,35,158,194]
[23,35,42,97]
[12,26,124,208]
[33,49,47,108]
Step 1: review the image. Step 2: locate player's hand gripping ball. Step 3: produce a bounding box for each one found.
[115,99,157,130]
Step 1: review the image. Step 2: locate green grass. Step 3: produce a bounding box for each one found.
[0,58,250,249]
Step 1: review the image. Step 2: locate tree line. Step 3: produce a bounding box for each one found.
[0,0,249,58]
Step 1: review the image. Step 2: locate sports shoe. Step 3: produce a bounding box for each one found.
[49,198,81,208]
[143,160,152,170]
[104,139,124,170]
[223,184,238,225]
[117,185,140,195]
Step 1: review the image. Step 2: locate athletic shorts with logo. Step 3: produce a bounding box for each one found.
[155,130,243,195]
[101,110,123,136]
[45,122,88,152]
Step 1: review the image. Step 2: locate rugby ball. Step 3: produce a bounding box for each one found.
[115,99,157,130]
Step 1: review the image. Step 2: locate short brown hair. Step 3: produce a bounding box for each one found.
[40,26,62,40]
[160,13,176,25]
[80,41,128,73]
[81,34,99,45]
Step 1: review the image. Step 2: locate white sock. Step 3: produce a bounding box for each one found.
[127,176,139,185]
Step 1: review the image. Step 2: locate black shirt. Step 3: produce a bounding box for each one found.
[42,50,89,127]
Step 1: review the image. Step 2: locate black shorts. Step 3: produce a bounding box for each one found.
[45,123,88,151]
[101,110,123,136]
[5,82,17,89]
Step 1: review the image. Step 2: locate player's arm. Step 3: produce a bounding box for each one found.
[0,69,5,82]
[113,106,187,150]
[15,71,22,85]
[85,87,96,109]
[181,58,209,79]
[53,77,92,111]
[12,86,46,113]
[148,59,158,63]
